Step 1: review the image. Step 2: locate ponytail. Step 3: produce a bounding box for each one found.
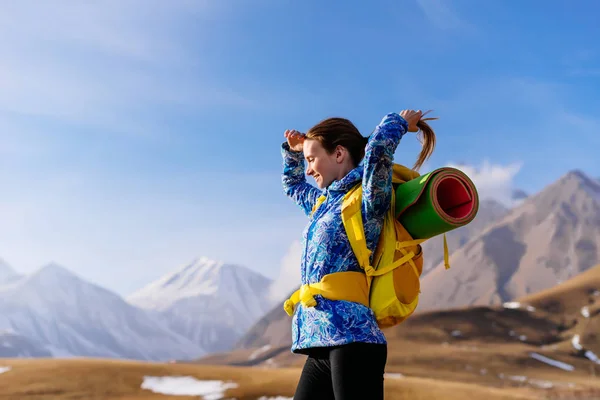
[412,112,438,171]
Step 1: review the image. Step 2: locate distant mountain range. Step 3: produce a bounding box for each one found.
[0,263,205,360]
[1,168,598,363]
[0,258,273,361]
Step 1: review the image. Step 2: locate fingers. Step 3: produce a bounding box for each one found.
[288,130,304,137]
[400,110,419,116]
[284,129,295,138]
[284,129,305,142]
[400,109,427,120]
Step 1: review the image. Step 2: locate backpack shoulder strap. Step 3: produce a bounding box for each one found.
[340,184,376,278]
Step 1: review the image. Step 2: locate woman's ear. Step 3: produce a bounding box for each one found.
[335,145,347,164]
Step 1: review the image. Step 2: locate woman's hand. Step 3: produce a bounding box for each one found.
[284,129,305,152]
[400,110,424,132]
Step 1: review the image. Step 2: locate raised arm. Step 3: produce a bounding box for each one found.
[361,112,409,221]
[281,141,323,217]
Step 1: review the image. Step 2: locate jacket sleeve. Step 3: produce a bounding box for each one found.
[281,142,323,217]
[361,113,408,221]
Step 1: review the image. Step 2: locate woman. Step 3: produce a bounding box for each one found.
[281,110,428,400]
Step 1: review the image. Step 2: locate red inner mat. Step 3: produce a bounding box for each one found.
[435,176,474,219]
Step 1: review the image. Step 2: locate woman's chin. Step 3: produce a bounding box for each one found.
[315,178,329,189]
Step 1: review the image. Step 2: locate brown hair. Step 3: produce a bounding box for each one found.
[305,117,367,168]
[306,113,437,171]
[413,115,437,171]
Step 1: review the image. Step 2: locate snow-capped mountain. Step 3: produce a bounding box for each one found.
[0,263,205,361]
[127,257,274,353]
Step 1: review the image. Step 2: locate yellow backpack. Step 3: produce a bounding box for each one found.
[283,163,450,328]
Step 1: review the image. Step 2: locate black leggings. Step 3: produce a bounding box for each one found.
[293,342,387,400]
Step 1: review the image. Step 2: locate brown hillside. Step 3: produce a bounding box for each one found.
[418,170,600,312]
[420,199,509,275]
[517,263,600,312]
[515,264,600,367]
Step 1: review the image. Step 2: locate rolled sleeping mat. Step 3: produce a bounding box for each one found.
[394,167,479,239]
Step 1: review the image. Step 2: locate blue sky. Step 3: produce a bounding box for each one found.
[0,0,598,297]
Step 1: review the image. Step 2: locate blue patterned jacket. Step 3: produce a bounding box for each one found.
[281,112,408,352]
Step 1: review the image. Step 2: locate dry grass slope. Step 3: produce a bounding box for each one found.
[0,357,584,400]
[518,264,600,312]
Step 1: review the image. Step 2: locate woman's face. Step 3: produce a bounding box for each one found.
[303,139,341,189]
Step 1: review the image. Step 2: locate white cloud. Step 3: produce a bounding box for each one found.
[446,161,523,207]
[269,240,302,303]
